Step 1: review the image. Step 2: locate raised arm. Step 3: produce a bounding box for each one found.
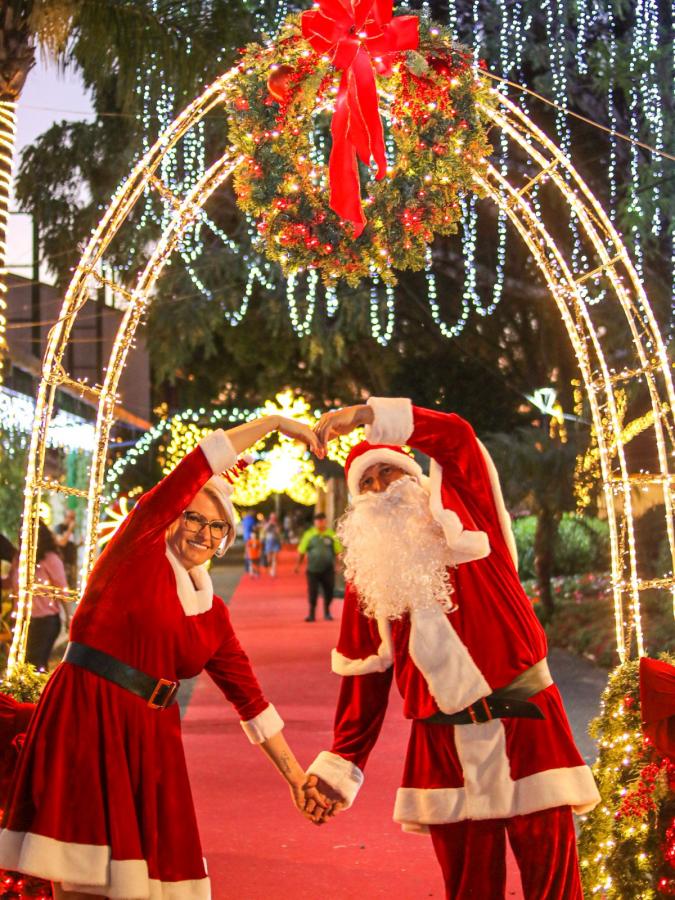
[105,415,321,555]
[314,398,479,481]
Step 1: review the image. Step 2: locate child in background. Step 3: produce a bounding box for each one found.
[246,529,262,577]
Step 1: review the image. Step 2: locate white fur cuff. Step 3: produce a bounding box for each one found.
[307,751,364,808]
[199,430,237,475]
[365,397,414,446]
[240,704,284,744]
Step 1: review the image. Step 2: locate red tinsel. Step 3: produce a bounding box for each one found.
[0,870,52,898]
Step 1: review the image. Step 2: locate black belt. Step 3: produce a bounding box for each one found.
[63,642,179,710]
[424,695,545,726]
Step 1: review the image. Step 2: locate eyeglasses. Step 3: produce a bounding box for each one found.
[182,510,231,542]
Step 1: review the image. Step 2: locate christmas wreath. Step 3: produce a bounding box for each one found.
[226,1,492,287]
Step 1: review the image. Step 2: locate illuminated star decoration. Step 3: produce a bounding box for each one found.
[97,496,136,547]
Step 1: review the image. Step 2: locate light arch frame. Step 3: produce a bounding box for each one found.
[9,78,675,672]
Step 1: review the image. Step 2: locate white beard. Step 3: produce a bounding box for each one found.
[337,476,455,621]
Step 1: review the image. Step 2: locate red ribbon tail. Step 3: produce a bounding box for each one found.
[329,85,367,236]
[350,49,387,178]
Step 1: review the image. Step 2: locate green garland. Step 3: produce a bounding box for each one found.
[1,663,49,704]
[226,13,492,286]
[579,657,675,898]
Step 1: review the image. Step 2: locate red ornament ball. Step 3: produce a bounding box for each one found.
[428,57,452,77]
[267,65,296,102]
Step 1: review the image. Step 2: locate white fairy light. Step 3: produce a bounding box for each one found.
[286,269,317,337]
[369,269,395,346]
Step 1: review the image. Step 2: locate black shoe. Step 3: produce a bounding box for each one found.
[324,614,334,621]
[305,616,316,622]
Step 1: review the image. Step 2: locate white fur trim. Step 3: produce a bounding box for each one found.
[393,763,600,830]
[307,750,364,808]
[347,447,423,497]
[365,397,414,446]
[198,429,237,475]
[0,830,210,898]
[409,605,491,714]
[331,618,393,675]
[478,439,518,570]
[428,459,490,565]
[165,542,213,616]
[240,703,284,744]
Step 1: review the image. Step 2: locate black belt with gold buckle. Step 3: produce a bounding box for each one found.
[424,695,545,726]
[63,641,179,710]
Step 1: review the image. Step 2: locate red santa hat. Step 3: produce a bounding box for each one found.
[344,441,424,498]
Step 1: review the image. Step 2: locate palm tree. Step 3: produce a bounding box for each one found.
[0,0,230,385]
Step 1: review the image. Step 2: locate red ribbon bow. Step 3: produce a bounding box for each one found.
[301,0,419,236]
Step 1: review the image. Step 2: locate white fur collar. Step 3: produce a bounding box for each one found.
[165,542,214,616]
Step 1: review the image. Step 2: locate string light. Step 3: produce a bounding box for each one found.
[369,269,395,346]
[286,269,317,338]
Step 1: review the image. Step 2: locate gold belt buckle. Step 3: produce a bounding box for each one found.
[148,678,178,710]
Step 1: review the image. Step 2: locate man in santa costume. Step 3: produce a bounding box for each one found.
[306,397,600,899]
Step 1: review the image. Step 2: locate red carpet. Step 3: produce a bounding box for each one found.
[183,550,524,899]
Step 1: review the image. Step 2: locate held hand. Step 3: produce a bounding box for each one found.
[289,778,329,825]
[277,417,324,458]
[302,774,347,823]
[313,406,371,453]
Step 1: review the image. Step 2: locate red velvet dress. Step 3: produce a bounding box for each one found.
[309,399,600,832]
[0,432,283,898]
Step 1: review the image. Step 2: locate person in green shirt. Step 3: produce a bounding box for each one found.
[295,512,342,622]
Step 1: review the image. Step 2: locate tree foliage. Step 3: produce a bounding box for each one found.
[12,0,674,423]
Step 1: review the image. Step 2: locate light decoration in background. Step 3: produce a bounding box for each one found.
[97,496,135,547]
[573,384,662,514]
[106,391,364,510]
[0,99,16,387]
[158,391,328,507]
[525,387,569,442]
[0,387,96,454]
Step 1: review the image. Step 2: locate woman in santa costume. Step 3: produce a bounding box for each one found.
[307,397,600,899]
[0,414,327,899]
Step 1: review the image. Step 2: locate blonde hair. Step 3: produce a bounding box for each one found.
[200,485,229,521]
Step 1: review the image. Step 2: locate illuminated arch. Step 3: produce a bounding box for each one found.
[10,76,675,672]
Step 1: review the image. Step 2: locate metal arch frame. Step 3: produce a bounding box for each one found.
[9,79,674,672]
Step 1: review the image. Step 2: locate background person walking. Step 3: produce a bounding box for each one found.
[264,513,282,577]
[296,512,341,622]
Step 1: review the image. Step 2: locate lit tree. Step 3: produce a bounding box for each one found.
[0,0,238,383]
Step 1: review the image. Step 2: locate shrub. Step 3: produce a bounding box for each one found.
[512,513,609,579]
[634,505,672,580]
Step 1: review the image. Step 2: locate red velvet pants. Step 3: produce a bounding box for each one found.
[429,805,582,900]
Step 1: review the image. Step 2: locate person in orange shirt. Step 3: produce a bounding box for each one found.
[246,529,263,577]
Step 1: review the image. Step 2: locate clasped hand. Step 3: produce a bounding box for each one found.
[292,774,346,826]
[277,406,367,460]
